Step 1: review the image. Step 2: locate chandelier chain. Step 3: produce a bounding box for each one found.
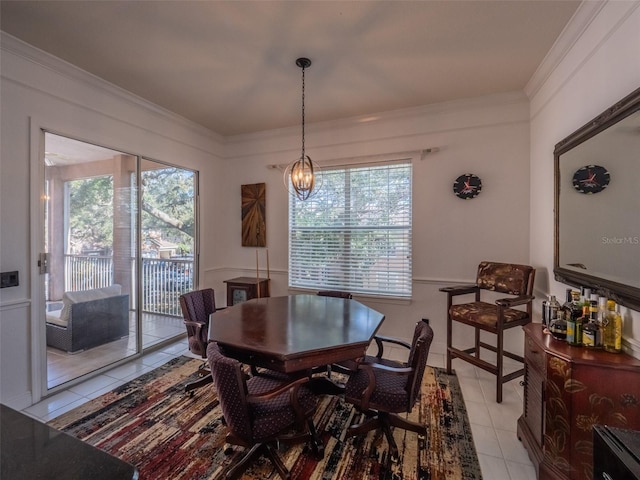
[301,64,306,159]
[285,57,320,201]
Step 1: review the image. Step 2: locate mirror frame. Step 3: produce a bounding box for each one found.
[554,86,640,310]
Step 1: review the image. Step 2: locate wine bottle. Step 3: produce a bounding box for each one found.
[567,305,587,346]
[603,300,622,353]
[582,300,600,348]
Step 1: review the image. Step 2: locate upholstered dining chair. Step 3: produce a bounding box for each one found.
[440,261,535,403]
[207,342,322,480]
[344,319,434,462]
[179,288,218,395]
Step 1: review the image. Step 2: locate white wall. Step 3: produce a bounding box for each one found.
[0,33,225,408]
[528,1,640,357]
[211,92,532,365]
[5,0,638,409]
[1,33,532,408]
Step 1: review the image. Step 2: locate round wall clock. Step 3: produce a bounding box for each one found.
[572,165,610,194]
[453,173,482,199]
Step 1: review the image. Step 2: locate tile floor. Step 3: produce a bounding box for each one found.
[24,340,536,480]
[46,312,185,389]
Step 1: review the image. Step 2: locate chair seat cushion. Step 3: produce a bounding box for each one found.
[345,367,409,413]
[450,301,529,328]
[247,374,316,441]
[45,308,66,327]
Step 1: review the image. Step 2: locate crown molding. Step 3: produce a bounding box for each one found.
[525,1,614,100]
[225,91,528,145]
[1,32,224,145]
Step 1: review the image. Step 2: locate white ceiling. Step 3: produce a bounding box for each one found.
[1,0,581,137]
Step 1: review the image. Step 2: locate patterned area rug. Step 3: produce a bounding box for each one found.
[49,357,482,480]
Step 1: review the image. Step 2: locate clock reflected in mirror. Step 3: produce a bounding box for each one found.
[572,165,610,194]
[453,173,482,200]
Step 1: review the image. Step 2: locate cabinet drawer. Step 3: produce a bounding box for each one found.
[525,334,545,375]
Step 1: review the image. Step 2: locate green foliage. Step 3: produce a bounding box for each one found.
[68,176,114,253]
[67,166,196,255]
[141,167,195,247]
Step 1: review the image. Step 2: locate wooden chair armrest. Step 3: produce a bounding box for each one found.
[371,334,411,359]
[184,320,205,329]
[247,376,315,426]
[246,376,310,404]
[357,360,412,376]
[374,335,411,349]
[354,361,412,410]
[439,284,479,296]
[365,361,412,375]
[495,295,534,307]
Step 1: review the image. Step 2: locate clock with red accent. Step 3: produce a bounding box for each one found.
[572,165,610,194]
[453,173,482,199]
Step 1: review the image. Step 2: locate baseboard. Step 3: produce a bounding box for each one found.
[1,391,33,411]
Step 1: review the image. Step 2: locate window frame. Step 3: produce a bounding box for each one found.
[288,157,413,298]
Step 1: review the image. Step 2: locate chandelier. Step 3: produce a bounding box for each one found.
[284,57,321,200]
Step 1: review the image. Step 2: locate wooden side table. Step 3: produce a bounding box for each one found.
[224,277,270,306]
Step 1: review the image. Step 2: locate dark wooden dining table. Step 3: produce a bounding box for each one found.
[208,294,385,375]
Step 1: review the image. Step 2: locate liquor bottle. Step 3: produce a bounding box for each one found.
[598,296,607,325]
[603,300,622,353]
[542,295,561,328]
[582,300,600,348]
[549,295,561,323]
[548,310,567,341]
[567,305,587,346]
[542,296,551,327]
[562,287,572,308]
[591,297,602,347]
[580,287,591,309]
[562,289,582,323]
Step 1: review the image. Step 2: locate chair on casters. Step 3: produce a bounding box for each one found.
[440,261,535,403]
[179,288,217,395]
[207,342,323,480]
[344,319,434,463]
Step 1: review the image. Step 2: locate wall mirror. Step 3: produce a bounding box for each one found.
[554,86,640,310]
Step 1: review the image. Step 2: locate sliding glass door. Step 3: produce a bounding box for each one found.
[42,132,197,391]
[139,158,197,349]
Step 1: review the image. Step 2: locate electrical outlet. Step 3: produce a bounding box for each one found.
[0,271,19,288]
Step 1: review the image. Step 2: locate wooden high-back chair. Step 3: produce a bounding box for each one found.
[179,288,217,395]
[344,320,434,462]
[440,261,535,403]
[207,343,322,479]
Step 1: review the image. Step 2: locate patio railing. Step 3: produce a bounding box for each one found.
[63,255,193,317]
[64,255,113,291]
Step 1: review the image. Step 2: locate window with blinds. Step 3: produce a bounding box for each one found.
[288,160,412,297]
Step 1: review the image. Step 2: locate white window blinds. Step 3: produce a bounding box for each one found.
[288,160,412,297]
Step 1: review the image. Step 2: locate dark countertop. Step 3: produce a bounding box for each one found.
[1,404,137,480]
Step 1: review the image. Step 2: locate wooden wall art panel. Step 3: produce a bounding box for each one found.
[241,183,266,247]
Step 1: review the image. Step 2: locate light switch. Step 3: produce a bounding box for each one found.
[0,271,19,288]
